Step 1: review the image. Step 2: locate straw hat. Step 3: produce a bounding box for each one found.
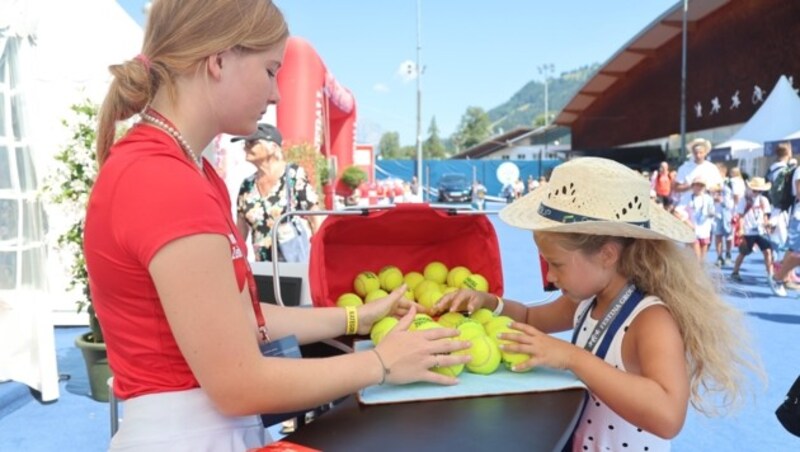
[499,157,695,243]
[746,177,771,192]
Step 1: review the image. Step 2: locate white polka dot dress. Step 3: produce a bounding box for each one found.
[571,296,670,452]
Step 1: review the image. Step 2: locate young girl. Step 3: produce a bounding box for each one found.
[434,157,760,451]
[688,176,716,262]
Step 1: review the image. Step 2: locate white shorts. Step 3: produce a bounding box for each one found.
[109,388,268,452]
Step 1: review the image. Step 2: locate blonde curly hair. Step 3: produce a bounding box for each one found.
[539,231,763,415]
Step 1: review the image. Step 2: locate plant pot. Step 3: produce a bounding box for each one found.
[74,332,112,402]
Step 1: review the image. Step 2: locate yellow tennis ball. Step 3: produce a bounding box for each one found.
[463,335,501,375]
[409,314,435,331]
[364,289,389,303]
[354,271,380,297]
[456,319,486,340]
[379,267,404,291]
[418,289,444,310]
[433,361,465,377]
[447,266,472,288]
[442,286,459,295]
[403,272,425,290]
[414,320,443,331]
[437,312,466,328]
[336,292,363,308]
[370,316,399,345]
[414,280,440,300]
[404,289,415,301]
[379,265,400,274]
[424,261,449,284]
[469,308,495,326]
[461,273,489,292]
[484,316,514,337]
[492,326,532,372]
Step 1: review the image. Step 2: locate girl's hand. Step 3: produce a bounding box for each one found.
[495,321,581,371]
[356,285,426,335]
[429,288,493,316]
[375,306,472,385]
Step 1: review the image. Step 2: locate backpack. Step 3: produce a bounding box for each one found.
[775,165,798,212]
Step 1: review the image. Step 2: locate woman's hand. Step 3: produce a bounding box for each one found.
[429,288,493,316]
[375,306,472,385]
[357,285,426,335]
[495,321,581,371]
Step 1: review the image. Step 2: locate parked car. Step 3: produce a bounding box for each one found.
[437,173,472,203]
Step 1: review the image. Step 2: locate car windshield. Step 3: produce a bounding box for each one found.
[440,174,467,184]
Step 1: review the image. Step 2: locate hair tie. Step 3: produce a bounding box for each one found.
[134,54,152,72]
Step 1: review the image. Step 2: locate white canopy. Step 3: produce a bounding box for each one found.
[0,0,142,401]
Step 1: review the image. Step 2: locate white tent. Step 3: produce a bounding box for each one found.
[715,75,800,156]
[786,129,800,140]
[0,0,142,401]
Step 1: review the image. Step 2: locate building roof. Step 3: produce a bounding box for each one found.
[554,0,730,126]
[449,125,561,159]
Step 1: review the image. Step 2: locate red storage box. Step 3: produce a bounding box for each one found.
[309,204,504,307]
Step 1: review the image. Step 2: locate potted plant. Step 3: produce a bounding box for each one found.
[42,99,110,402]
[338,166,368,207]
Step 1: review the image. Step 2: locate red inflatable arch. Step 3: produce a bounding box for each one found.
[276,37,358,208]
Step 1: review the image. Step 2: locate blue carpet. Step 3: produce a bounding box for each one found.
[1,206,799,450]
[0,382,32,420]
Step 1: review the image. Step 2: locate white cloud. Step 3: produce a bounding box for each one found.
[397,60,419,83]
[373,83,389,93]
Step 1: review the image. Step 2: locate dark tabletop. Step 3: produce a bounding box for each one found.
[283,388,586,452]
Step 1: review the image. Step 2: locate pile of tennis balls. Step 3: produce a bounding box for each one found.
[370,309,531,376]
[335,261,490,310]
[336,262,529,375]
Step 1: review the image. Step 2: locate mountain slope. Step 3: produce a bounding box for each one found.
[488,64,599,133]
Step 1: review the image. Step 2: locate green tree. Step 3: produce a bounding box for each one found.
[378,131,402,159]
[423,116,447,159]
[451,106,492,151]
[399,145,417,159]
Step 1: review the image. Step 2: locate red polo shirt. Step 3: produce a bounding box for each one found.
[84,124,249,400]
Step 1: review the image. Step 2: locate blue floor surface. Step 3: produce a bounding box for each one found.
[1,207,799,450]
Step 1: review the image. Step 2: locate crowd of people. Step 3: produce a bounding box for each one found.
[502,175,549,203]
[640,138,798,297]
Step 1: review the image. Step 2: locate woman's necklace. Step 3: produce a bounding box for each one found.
[140,108,203,171]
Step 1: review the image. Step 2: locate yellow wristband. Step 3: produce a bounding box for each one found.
[345,306,358,335]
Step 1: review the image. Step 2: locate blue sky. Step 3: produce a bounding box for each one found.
[117,0,677,146]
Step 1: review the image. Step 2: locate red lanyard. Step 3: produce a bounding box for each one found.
[246,270,270,342]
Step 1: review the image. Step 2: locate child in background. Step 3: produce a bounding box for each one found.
[688,176,716,262]
[434,158,760,451]
[712,175,735,267]
[730,178,777,290]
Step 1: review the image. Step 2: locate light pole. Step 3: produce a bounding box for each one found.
[537,64,554,178]
[679,0,688,162]
[415,0,424,200]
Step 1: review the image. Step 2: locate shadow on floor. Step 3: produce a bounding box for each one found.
[745,312,800,325]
